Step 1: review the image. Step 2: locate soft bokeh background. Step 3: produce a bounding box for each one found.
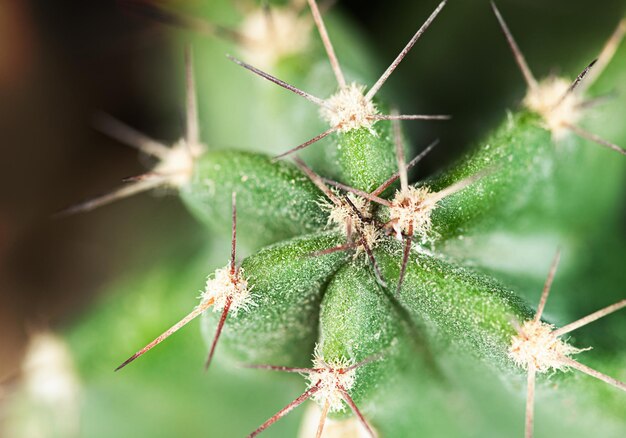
[1,0,625,436]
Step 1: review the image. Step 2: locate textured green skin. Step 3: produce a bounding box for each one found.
[333,121,398,193]
[59,245,626,437]
[317,260,410,417]
[369,106,626,247]
[427,111,556,240]
[180,150,327,248]
[424,49,626,242]
[378,242,533,370]
[203,232,348,367]
[371,111,561,244]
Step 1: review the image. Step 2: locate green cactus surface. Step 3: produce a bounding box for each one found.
[5,1,626,438]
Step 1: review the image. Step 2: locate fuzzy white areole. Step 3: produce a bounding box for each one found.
[320,191,381,256]
[201,265,254,317]
[507,250,626,438]
[523,76,584,140]
[239,1,313,69]
[307,347,358,413]
[61,47,206,215]
[114,193,253,372]
[294,158,387,287]
[509,319,586,374]
[229,0,451,160]
[492,1,626,155]
[245,345,382,438]
[320,83,379,133]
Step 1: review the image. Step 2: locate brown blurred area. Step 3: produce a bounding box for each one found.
[0,0,201,379]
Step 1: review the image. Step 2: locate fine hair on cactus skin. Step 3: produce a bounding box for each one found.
[508,250,626,438]
[115,193,254,372]
[60,47,205,216]
[228,0,451,160]
[491,1,626,156]
[244,345,382,438]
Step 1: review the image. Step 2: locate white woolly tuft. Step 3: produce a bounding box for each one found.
[22,333,81,406]
[201,266,254,315]
[523,76,584,140]
[19,332,82,437]
[307,347,356,413]
[239,7,312,69]
[321,193,381,254]
[321,193,363,232]
[389,186,437,242]
[155,139,203,188]
[509,320,585,373]
[321,83,378,132]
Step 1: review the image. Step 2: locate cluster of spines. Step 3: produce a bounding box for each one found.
[245,346,382,438]
[114,192,253,372]
[229,0,451,160]
[491,1,626,155]
[60,47,204,215]
[508,251,626,438]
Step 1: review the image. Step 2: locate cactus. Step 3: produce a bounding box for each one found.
[6,1,626,438]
